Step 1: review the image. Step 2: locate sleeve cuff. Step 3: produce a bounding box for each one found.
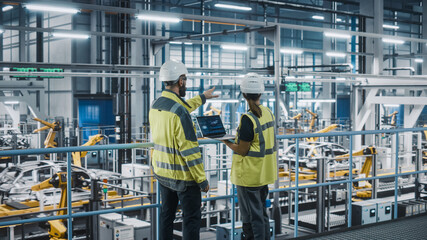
[198,180,208,190]
[200,94,207,104]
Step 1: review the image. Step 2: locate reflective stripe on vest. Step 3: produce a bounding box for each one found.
[152,97,197,142]
[154,144,200,157]
[242,111,276,157]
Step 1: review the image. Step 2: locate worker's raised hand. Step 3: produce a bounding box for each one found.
[203,87,219,99]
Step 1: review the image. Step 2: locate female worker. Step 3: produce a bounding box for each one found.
[222,73,277,240]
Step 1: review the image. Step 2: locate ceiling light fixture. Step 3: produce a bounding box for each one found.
[4,101,19,105]
[324,32,351,39]
[52,32,90,39]
[326,52,346,58]
[214,3,252,11]
[25,4,80,14]
[415,58,424,63]
[221,44,248,51]
[382,38,405,44]
[2,5,13,12]
[383,24,399,30]
[312,15,325,20]
[383,104,400,107]
[137,15,181,23]
[336,18,343,22]
[281,48,303,54]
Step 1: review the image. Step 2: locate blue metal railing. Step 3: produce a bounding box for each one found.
[0,127,427,239]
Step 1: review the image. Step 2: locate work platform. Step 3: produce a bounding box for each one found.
[296,213,427,239]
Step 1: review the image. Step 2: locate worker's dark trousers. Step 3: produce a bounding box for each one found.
[237,185,270,240]
[159,184,201,240]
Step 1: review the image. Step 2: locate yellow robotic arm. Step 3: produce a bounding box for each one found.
[388,111,398,126]
[204,106,222,116]
[305,109,317,131]
[31,171,89,240]
[71,134,104,167]
[306,124,339,142]
[336,146,377,198]
[32,172,68,240]
[292,113,302,120]
[33,118,61,151]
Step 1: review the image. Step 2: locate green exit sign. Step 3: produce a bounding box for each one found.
[299,82,311,92]
[285,82,298,92]
[10,67,64,79]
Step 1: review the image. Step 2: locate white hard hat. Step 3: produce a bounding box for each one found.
[240,73,264,94]
[159,60,189,82]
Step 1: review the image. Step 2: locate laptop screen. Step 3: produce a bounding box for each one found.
[196,115,226,137]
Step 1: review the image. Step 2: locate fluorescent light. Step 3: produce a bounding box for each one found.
[336,77,346,81]
[299,99,336,103]
[415,58,424,63]
[25,4,79,14]
[382,38,405,44]
[207,99,239,103]
[286,76,296,80]
[383,104,399,107]
[281,48,303,54]
[326,52,346,58]
[170,41,182,44]
[52,32,90,39]
[4,101,19,105]
[137,15,181,23]
[184,42,193,45]
[214,3,252,11]
[2,5,13,12]
[312,15,324,20]
[324,32,351,39]
[383,24,399,30]
[221,44,248,51]
[304,76,314,79]
[336,18,343,22]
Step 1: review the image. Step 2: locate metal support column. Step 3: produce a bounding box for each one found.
[316,158,325,233]
[89,179,101,240]
[19,6,26,62]
[372,154,377,199]
[273,24,282,235]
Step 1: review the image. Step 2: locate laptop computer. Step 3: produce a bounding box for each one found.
[196,115,235,140]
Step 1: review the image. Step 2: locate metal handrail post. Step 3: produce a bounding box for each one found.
[394,133,399,219]
[156,177,160,239]
[231,184,236,240]
[348,135,353,228]
[67,152,73,240]
[294,138,299,238]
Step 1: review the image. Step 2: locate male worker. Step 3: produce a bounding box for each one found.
[149,59,218,240]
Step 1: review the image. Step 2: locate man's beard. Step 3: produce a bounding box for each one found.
[179,85,186,97]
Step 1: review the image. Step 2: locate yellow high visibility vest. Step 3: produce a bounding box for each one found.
[149,90,208,191]
[231,105,277,187]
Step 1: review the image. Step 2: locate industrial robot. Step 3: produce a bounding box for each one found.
[71,134,105,167]
[305,109,318,131]
[336,146,377,199]
[204,106,222,116]
[33,118,61,159]
[31,170,90,240]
